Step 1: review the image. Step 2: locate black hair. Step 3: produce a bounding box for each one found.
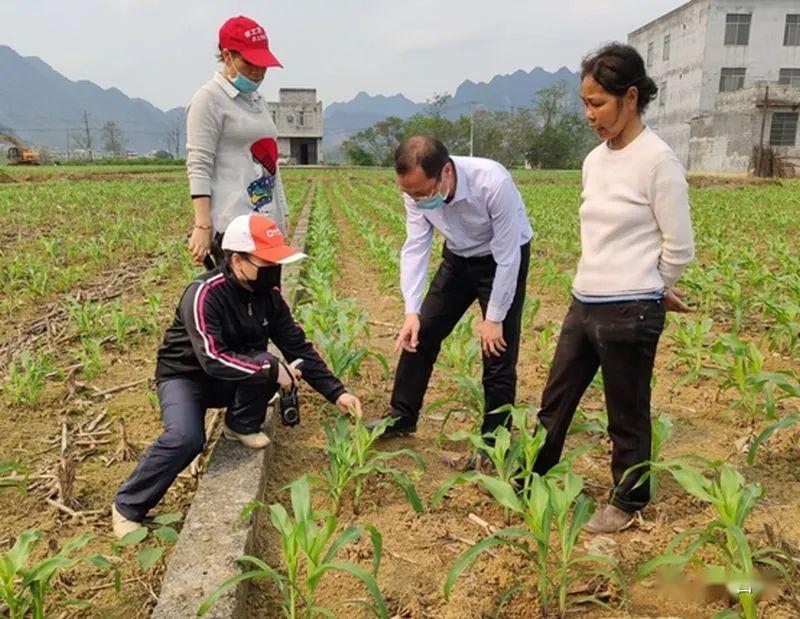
[394,135,450,178]
[581,42,658,113]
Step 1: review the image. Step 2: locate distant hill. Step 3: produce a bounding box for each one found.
[0,44,579,159]
[323,66,580,152]
[0,45,184,156]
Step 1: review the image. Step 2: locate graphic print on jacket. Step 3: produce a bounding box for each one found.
[247,137,278,211]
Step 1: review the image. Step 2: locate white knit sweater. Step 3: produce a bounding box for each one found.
[572,126,695,297]
[185,73,288,235]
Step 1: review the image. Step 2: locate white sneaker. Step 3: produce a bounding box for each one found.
[222,424,271,449]
[111,503,143,540]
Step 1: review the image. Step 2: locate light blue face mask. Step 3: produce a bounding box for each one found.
[231,73,262,93]
[414,171,450,210]
[416,193,447,210]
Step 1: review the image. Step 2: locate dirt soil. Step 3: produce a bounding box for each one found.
[248,208,800,619]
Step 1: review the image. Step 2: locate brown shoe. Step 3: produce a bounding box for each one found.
[584,504,635,534]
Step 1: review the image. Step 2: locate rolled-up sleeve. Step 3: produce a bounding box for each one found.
[486,179,524,322]
[186,88,222,197]
[400,199,434,315]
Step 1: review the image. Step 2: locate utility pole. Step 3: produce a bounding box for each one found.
[82,111,93,162]
[66,132,70,160]
[469,102,476,157]
[757,84,770,177]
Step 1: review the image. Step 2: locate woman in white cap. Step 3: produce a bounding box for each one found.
[112,215,363,537]
[186,15,289,267]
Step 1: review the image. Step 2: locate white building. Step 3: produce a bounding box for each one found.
[629,0,800,175]
[266,89,323,165]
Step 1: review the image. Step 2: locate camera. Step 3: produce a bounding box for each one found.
[278,359,302,427]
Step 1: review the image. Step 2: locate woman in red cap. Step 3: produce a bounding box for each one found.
[186,15,288,268]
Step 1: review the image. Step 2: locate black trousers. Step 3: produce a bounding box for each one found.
[533,298,666,512]
[115,376,277,522]
[390,243,530,435]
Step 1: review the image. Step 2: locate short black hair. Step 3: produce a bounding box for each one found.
[394,135,450,178]
[581,42,658,113]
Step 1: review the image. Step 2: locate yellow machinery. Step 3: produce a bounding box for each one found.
[0,133,40,165]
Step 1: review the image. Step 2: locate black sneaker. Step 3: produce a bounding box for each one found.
[366,415,417,438]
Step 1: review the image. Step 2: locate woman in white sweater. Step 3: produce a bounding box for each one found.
[532,43,695,534]
[186,15,289,267]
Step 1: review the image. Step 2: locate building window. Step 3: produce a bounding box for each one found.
[287,114,294,124]
[779,68,800,87]
[725,13,751,45]
[663,34,671,61]
[719,67,746,92]
[770,112,798,146]
[785,15,800,46]
[299,111,304,126]
[271,110,277,123]
[647,41,654,67]
[659,81,667,107]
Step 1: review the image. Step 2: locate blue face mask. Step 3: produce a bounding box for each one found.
[231,73,262,93]
[416,193,447,210]
[414,171,450,210]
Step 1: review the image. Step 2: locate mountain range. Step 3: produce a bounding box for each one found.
[0,44,578,157]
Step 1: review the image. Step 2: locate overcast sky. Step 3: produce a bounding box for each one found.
[0,0,688,110]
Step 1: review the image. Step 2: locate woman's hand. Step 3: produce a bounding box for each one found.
[664,287,692,313]
[336,393,363,418]
[188,226,212,265]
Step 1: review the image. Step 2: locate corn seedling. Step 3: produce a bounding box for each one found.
[4,351,53,406]
[669,317,716,387]
[0,531,115,619]
[199,476,387,618]
[637,462,787,619]
[444,469,625,618]
[0,460,29,495]
[710,335,800,420]
[314,415,425,515]
[435,406,588,524]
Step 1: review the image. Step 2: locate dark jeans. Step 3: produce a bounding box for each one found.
[115,376,277,522]
[390,242,530,435]
[533,298,666,512]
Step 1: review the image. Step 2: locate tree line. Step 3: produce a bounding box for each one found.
[341,82,597,169]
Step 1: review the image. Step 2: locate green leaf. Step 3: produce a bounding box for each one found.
[153,513,182,526]
[137,546,163,571]
[325,561,388,619]
[444,535,515,600]
[471,474,524,514]
[154,526,179,544]
[119,527,148,546]
[747,415,800,465]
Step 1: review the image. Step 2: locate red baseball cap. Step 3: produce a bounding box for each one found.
[222,215,306,265]
[219,15,283,68]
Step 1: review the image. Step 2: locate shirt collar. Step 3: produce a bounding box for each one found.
[214,71,241,99]
[449,157,470,204]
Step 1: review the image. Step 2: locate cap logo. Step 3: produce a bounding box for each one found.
[264,227,282,239]
[244,27,266,43]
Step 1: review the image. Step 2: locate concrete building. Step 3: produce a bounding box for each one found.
[629,0,800,175]
[267,89,323,165]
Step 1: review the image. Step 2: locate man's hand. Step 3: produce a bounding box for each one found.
[336,393,363,418]
[277,363,302,390]
[479,319,507,357]
[664,287,692,313]
[395,313,421,353]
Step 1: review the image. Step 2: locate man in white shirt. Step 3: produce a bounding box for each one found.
[370,136,533,453]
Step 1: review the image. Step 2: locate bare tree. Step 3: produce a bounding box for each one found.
[101,121,127,157]
[165,110,185,158]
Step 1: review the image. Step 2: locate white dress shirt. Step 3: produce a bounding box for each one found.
[400,156,533,322]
